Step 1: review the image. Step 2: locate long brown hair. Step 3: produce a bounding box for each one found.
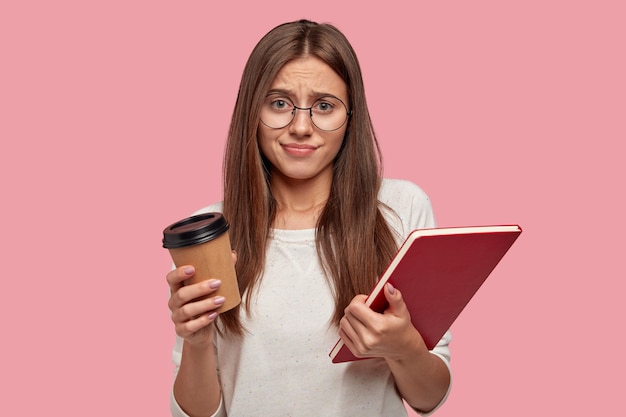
[220,19,398,336]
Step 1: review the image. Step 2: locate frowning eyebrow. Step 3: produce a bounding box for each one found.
[264,89,347,110]
[265,88,340,100]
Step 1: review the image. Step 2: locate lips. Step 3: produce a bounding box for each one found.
[281,143,318,156]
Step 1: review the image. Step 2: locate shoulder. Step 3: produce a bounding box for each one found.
[379,178,437,239]
[379,178,430,205]
[191,201,224,216]
[379,178,433,216]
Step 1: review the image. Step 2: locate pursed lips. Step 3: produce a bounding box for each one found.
[281,143,319,156]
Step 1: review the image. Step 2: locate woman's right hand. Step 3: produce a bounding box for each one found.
[166,265,224,348]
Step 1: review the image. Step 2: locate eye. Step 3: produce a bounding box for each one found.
[312,98,336,114]
[272,99,287,109]
[266,95,294,113]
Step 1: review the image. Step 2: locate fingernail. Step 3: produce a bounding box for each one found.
[214,296,225,305]
[209,280,222,289]
[184,266,194,275]
[208,312,218,320]
[386,283,396,295]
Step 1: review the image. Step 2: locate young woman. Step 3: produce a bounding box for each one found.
[166,19,452,417]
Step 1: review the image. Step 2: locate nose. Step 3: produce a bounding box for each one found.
[288,107,314,136]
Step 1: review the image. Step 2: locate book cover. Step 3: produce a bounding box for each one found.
[330,224,522,363]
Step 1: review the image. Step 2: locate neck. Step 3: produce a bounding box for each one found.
[270,172,332,230]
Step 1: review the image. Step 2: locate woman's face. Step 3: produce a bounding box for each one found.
[257,56,349,184]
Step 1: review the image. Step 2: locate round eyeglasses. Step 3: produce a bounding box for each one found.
[260,93,351,132]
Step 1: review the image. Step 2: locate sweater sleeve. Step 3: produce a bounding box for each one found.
[379,179,437,241]
[380,179,452,415]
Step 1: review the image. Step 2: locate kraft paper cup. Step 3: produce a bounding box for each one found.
[162,212,240,313]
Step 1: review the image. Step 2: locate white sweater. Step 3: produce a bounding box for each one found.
[171,179,452,416]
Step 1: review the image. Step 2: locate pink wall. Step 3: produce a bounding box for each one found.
[2,1,624,415]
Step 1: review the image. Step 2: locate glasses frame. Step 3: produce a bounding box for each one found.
[260,95,352,132]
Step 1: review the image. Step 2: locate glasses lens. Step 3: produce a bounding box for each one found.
[260,95,295,129]
[310,97,349,131]
[260,94,349,131]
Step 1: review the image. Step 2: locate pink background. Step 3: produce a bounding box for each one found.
[1,1,624,415]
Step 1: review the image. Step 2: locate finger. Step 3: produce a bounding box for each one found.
[176,310,219,338]
[166,265,195,292]
[383,283,408,317]
[168,279,222,311]
[343,307,369,335]
[172,293,226,323]
[344,295,377,325]
[338,317,358,352]
[342,301,376,348]
[343,297,391,350]
[339,316,370,358]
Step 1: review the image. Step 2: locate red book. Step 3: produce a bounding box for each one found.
[329,224,522,363]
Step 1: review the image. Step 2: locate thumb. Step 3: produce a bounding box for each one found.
[383,283,406,316]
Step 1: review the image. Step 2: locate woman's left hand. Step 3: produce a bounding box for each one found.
[338,283,429,361]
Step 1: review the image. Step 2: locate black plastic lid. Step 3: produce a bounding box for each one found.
[162,212,230,249]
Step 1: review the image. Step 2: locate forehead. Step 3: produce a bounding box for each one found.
[269,56,347,100]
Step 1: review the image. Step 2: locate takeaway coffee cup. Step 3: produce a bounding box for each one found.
[162,212,240,313]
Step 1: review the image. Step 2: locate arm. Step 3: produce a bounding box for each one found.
[385,335,451,413]
[339,283,451,413]
[167,265,225,417]
[173,338,221,417]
